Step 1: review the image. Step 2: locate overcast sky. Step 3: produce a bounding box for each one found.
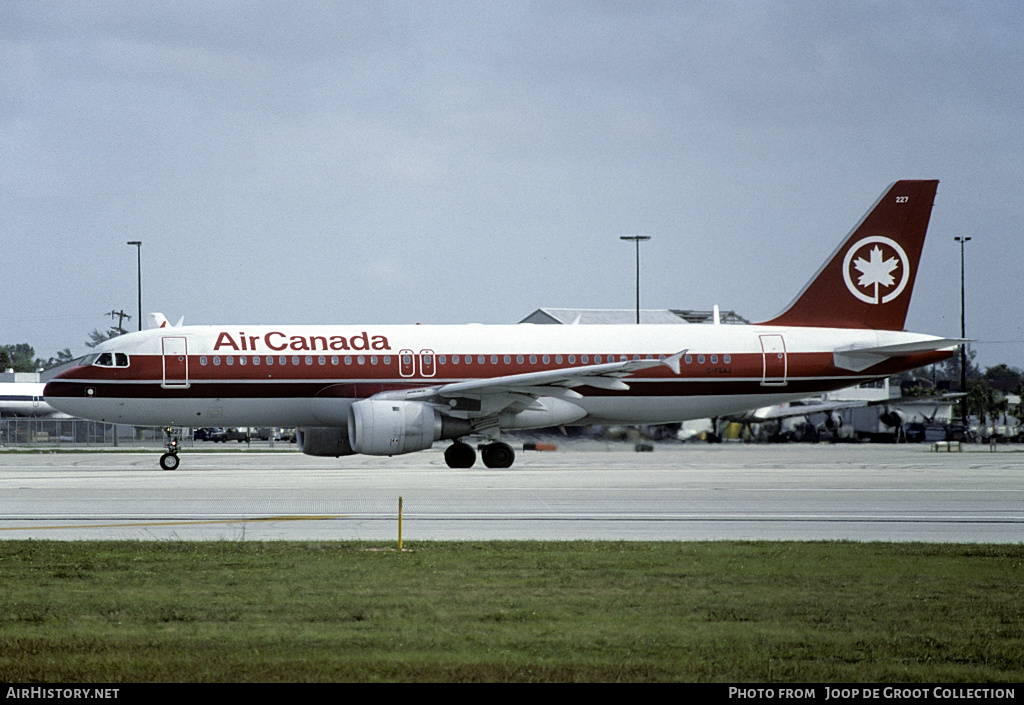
[3,1,1022,372]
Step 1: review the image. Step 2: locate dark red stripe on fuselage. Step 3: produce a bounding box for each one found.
[45,350,951,401]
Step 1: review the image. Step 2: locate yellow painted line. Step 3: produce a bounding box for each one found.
[0,515,348,531]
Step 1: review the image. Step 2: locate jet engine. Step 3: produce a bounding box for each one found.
[296,426,356,457]
[824,412,843,432]
[348,400,472,456]
[880,408,908,429]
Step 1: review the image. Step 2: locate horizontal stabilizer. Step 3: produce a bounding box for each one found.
[833,338,965,372]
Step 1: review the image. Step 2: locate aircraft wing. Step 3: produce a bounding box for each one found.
[380,351,685,412]
[732,392,964,424]
[732,399,870,423]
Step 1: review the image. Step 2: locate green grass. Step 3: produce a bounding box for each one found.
[1,541,1022,682]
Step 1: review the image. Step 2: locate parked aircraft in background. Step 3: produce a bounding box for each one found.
[0,383,71,418]
[45,180,959,469]
[717,389,963,442]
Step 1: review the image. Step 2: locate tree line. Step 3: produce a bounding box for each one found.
[900,345,1024,432]
[1,328,123,373]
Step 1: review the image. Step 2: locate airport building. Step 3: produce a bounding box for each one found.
[520,308,750,325]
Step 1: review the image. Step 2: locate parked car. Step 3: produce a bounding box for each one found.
[223,428,251,443]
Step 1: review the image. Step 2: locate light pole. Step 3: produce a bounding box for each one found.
[955,236,971,426]
[127,241,142,331]
[619,235,650,324]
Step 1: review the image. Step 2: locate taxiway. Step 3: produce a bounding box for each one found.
[1,443,1022,543]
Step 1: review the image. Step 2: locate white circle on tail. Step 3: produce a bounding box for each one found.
[842,236,910,304]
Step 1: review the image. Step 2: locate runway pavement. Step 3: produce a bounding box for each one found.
[1,442,1022,542]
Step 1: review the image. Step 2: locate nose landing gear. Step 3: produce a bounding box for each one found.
[159,427,182,470]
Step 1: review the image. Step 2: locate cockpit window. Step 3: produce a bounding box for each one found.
[93,352,130,368]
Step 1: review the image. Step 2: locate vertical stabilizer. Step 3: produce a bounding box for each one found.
[757,180,939,331]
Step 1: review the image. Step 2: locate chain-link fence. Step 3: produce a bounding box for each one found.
[2,418,169,449]
[1,419,298,450]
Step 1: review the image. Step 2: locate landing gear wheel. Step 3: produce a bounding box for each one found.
[481,442,515,469]
[444,441,477,469]
[159,426,183,471]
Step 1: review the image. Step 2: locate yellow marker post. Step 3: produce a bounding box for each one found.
[398,496,403,551]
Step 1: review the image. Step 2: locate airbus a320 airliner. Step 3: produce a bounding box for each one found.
[45,180,959,470]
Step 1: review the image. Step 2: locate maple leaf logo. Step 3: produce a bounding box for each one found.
[842,236,911,305]
[853,246,899,302]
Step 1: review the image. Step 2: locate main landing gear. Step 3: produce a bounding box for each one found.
[444,440,515,469]
[159,427,182,471]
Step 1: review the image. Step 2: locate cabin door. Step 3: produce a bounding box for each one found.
[759,334,787,386]
[161,336,190,389]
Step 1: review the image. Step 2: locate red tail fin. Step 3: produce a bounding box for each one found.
[757,180,939,331]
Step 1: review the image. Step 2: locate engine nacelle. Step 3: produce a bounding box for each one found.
[824,412,843,431]
[296,426,356,457]
[880,409,908,429]
[348,400,472,456]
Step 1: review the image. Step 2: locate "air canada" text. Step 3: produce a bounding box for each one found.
[213,331,392,352]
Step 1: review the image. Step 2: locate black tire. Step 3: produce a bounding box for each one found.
[481,442,515,469]
[444,442,476,469]
[159,453,180,471]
